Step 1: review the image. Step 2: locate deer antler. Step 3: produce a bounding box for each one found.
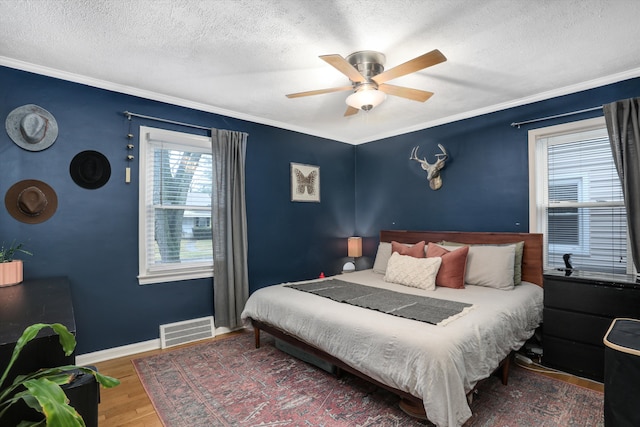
[410,145,448,190]
[409,146,429,167]
[435,144,448,161]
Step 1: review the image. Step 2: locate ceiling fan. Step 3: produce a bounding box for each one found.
[286,49,446,116]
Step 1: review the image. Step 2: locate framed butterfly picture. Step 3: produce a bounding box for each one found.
[291,162,320,202]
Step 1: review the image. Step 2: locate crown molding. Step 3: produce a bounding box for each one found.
[3,56,639,146]
[356,67,640,145]
[0,56,349,142]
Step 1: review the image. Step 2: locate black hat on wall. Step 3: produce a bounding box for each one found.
[69,150,111,189]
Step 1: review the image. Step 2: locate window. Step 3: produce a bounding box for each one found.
[548,178,582,249]
[138,126,213,284]
[529,117,632,275]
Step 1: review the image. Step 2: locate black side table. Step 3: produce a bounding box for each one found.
[603,318,640,427]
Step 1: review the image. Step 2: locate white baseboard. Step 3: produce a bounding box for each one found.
[76,326,241,366]
[76,339,161,365]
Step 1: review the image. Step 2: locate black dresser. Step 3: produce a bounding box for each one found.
[543,269,640,382]
[0,277,101,426]
[0,276,76,383]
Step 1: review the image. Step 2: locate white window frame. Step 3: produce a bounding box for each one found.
[528,116,634,274]
[138,126,213,285]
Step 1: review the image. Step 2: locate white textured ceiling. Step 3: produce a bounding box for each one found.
[1,0,640,144]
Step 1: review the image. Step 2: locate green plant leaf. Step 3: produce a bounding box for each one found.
[11,366,119,390]
[69,366,121,388]
[19,377,86,427]
[0,324,56,391]
[17,419,46,426]
[10,370,73,389]
[0,323,77,391]
[0,323,119,426]
[0,240,32,263]
[50,323,76,356]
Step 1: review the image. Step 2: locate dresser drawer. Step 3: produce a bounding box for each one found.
[544,335,604,382]
[543,307,612,346]
[544,278,640,317]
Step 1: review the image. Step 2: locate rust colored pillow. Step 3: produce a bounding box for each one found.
[391,240,425,258]
[426,242,469,289]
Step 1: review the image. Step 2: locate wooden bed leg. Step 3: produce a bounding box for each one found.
[501,353,511,385]
[254,326,261,348]
[398,398,427,420]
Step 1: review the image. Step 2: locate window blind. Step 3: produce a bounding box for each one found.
[544,127,627,274]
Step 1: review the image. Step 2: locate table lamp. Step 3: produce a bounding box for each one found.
[343,236,362,273]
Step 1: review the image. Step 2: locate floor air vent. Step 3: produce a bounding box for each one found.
[160,316,215,349]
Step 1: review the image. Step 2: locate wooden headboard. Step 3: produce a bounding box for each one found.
[380,230,544,287]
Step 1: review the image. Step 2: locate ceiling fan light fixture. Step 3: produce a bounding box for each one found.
[286,49,445,116]
[346,89,386,111]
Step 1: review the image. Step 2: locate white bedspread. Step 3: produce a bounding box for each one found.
[241,269,543,427]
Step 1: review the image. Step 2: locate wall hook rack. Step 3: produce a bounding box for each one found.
[125,117,135,184]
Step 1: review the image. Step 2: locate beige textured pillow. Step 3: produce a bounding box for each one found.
[436,244,516,290]
[466,245,515,289]
[440,240,525,285]
[384,252,442,291]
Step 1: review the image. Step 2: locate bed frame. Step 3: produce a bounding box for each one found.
[250,230,543,419]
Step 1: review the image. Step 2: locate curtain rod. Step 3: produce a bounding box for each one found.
[123,111,210,131]
[510,106,602,128]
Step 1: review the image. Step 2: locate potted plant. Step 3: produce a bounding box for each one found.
[0,323,120,426]
[0,241,32,287]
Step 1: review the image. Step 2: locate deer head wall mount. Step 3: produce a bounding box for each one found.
[410,144,448,190]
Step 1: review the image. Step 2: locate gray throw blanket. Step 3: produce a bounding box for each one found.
[286,279,472,325]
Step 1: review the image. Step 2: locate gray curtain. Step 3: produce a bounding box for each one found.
[603,98,640,278]
[211,128,249,328]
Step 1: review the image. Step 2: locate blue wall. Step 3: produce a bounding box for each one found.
[3,63,639,355]
[354,77,640,269]
[0,66,354,353]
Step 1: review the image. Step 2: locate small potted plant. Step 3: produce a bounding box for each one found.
[0,323,120,426]
[0,241,32,287]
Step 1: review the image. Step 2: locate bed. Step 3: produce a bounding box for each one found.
[241,230,544,427]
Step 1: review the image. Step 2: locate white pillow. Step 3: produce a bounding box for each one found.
[384,252,442,291]
[439,244,516,290]
[372,242,392,274]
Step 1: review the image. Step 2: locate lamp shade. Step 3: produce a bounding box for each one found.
[345,89,386,111]
[348,237,363,258]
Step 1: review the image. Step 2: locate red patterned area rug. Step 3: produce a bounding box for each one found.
[133,332,604,427]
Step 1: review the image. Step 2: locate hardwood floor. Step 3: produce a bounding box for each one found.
[93,330,603,426]
[94,330,245,426]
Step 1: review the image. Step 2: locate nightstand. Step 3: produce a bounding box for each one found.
[543,269,640,382]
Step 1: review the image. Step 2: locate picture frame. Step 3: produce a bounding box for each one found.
[291,162,320,202]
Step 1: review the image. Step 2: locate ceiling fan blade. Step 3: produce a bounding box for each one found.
[320,54,366,83]
[286,85,353,98]
[344,106,360,116]
[378,84,434,102]
[372,49,446,84]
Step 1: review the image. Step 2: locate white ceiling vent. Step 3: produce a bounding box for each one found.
[160,316,215,349]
